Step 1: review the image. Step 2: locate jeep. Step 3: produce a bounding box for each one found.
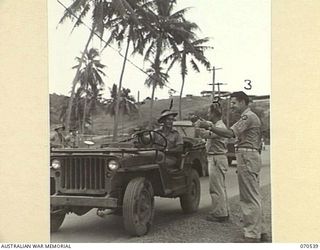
[50,128,206,236]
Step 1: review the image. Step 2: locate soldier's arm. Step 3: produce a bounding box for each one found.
[229,115,253,138]
[167,132,183,153]
[167,144,183,153]
[198,128,220,139]
[209,125,235,138]
[198,121,234,138]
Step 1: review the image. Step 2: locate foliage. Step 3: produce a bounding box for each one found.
[164,37,212,119]
[58,0,150,134]
[56,1,269,141]
[72,48,106,133]
[51,94,270,141]
[137,0,200,122]
[104,84,138,117]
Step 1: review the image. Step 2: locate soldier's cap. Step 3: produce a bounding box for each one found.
[158,109,178,123]
[53,124,65,131]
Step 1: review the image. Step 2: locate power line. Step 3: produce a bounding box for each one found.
[56,0,178,93]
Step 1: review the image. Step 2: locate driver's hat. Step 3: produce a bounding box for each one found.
[158,109,178,123]
[52,124,65,131]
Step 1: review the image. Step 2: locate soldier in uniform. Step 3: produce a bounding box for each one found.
[198,91,268,242]
[68,128,79,148]
[197,103,230,223]
[155,110,183,168]
[50,124,68,148]
[97,110,183,218]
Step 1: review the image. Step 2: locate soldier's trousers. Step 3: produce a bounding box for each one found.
[208,154,229,217]
[236,151,266,239]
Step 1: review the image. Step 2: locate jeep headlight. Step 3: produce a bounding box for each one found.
[51,159,61,170]
[107,160,119,171]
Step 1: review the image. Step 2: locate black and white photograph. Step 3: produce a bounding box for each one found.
[48,0,271,243]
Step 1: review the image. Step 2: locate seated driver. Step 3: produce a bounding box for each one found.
[154,110,183,168]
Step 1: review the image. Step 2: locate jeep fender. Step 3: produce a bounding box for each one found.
[117,164,167,196]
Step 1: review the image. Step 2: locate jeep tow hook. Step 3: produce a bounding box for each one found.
[96,208,115,218]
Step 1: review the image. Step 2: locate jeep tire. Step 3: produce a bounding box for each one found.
[180,169,200,213]
[50,212,65,232]
[123,177,155,236]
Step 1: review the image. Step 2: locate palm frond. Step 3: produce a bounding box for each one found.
[58,0,89,25]
[70,3,91,34]
[170,7,192,19]
[92,1,109,37]
[190,59,200,73]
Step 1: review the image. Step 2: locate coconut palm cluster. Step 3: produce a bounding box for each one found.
[59,0,212,139]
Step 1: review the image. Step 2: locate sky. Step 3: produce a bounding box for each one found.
[48,0,271,101]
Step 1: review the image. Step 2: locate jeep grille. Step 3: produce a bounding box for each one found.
[59,157,106,194]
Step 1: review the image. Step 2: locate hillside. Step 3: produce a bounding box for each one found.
[49,94,270,140]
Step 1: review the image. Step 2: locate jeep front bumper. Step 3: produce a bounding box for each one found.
[51,195,118,208]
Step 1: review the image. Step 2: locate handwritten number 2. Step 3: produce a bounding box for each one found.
[244,80,252,90]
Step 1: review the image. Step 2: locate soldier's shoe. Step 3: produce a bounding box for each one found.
[205,214,229,223]
[260,233,269,242]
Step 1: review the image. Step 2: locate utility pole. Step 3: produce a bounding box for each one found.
[212,66,215,99]
[215,82,227,98]
[226,97,230,128]
[208,66,222,101]
[208,66,231,127]
[215,82,230,128]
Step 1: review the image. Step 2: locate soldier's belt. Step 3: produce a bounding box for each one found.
[207,152,226,155]
[235,148,258,152]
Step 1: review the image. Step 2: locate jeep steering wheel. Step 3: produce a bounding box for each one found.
[137,130,167,151]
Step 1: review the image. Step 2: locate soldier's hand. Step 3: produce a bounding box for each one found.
[198,121,212,130]
[194,119,201,128]
[190,115,200,123]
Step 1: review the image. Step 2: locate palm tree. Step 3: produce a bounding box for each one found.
[107,20,144,141]
[72,48,106,133]
[144,62,169,122]
[104,84,138,136]
[105,84,138,116]
[58,0,146,132]
[164,37,212,119]
[58,0,107,131]
[139,0,198,122]
[58,0,155,139]
[102,1,159,141]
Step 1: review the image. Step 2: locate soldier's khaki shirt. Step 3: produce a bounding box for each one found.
[50,131,67,148]
[231,108,261,150]
[199,120,227,155]
[154,128,183,150]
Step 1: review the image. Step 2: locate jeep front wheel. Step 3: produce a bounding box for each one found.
[123,177,155,236]
[50,211,65,232]
[180,169,200,213]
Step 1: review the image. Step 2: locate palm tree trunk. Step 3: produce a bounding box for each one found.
[76,100,81,132]
[178,74,186,120]
[112,36,130,142]
[149,83,156,127]
[65,29,94,132]
[149,38,162,127]
[82,95,88,134]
